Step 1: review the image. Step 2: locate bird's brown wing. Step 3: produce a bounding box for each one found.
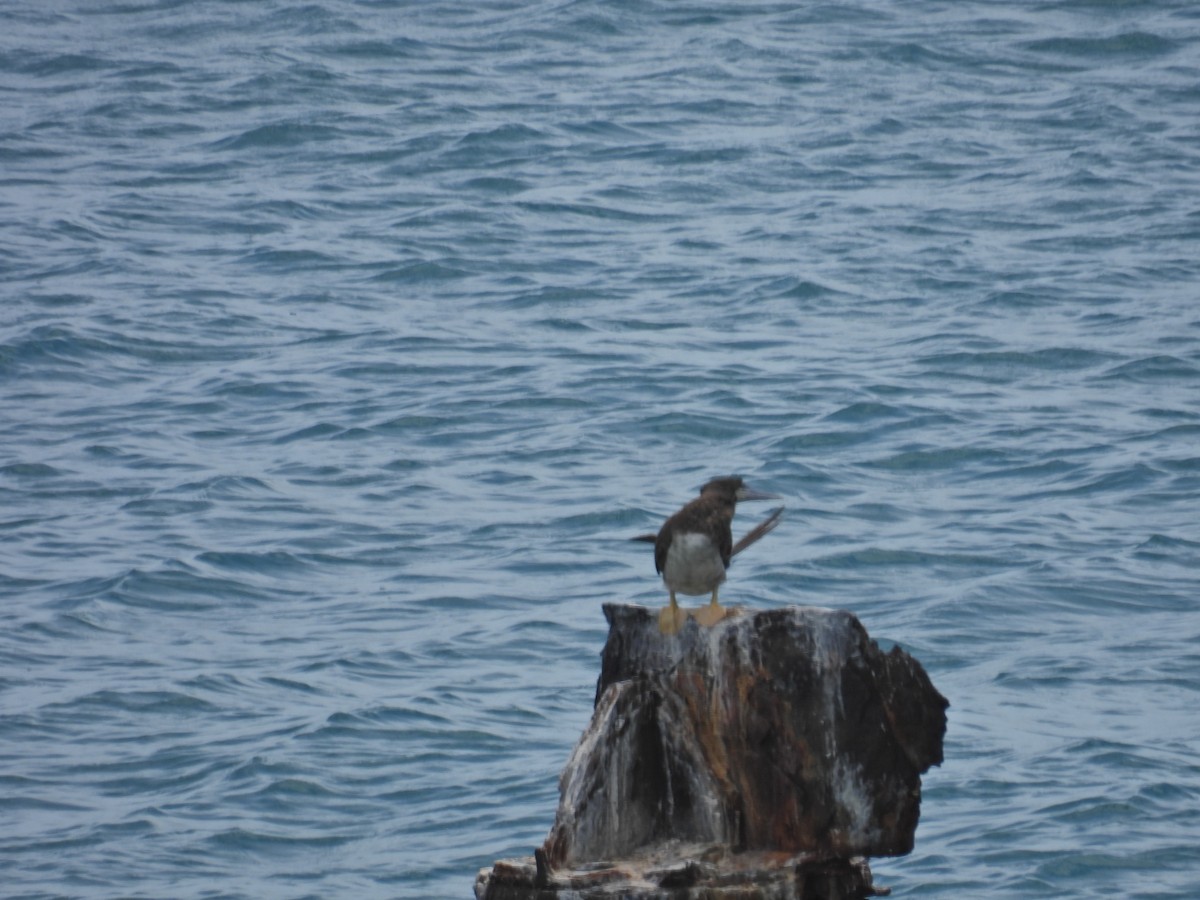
[730,506,784,558]
[712,504,734,568]
[653,526,671,574]
[650,496,735,571]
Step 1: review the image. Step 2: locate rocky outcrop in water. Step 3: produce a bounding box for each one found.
[475,603,948,899]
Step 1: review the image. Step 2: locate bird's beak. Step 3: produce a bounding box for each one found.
[736,485,780,502]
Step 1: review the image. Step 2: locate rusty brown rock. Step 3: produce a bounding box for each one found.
[474,845,885,900]
[476,603,947,899]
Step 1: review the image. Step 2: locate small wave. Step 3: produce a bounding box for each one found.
[96,565,287,611]
[756,276,841,302]
[0,461,63,479]
[235,777,342,803]
[207,826,353,851]
[458,175,532,194]
[195,550,310,575]
[867,446,1009,473]
[237,247,343,272]
[455,123,547,148]
[259,676,321,694]
[813,547,1012,571]
[515,199,673,224]
[210,121,345,152]
[1098,355,1200,384]
[317,36,431,60]
[1022,32,1177,60]
[1131,533,1200,568]
[1014,463,1160,501]
[56,689,218,717]
[822,402,906,424]
[367,260,470,282]
[174,475,278,500]
[919,347,1116,380]
[18,51,114,76]
[1135,533,1200,552]
[273,422,345,444]
[770,429,868,452]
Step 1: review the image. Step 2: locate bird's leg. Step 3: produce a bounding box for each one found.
[693,586,726,627]
[658,590,687,635]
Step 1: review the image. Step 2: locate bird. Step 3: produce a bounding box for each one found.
[633,477,783,634]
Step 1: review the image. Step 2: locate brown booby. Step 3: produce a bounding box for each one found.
[633,476,782,634]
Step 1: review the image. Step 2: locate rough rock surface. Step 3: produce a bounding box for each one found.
[476,603,947,899]
[476,845,883,900]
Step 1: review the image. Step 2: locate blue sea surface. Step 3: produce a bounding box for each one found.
[3,1,1199,897]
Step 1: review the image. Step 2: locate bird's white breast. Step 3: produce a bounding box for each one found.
[662,531,727,596]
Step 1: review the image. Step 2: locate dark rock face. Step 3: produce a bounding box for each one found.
[477,846,882,900]
[476,603,948,899]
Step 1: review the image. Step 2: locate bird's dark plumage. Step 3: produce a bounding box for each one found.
[635,476,782,633]
[655,480,736,576]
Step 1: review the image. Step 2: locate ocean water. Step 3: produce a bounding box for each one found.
[2,1,1199,897]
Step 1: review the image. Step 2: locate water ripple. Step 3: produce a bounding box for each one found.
[3,0,1199,898]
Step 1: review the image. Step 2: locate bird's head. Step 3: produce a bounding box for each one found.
[699,476,779,506]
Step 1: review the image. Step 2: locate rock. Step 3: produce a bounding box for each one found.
[476,603,947,899]
[474,845,883,900]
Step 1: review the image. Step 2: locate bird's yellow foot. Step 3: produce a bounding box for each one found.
[658,602,688,635]
[693,601,727,627]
